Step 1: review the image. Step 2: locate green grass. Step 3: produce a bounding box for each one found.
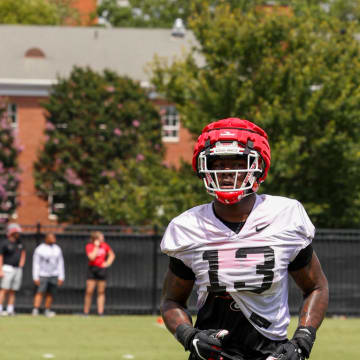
[0,315,358,360]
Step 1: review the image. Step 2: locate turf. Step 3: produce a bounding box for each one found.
[0,315,358,360]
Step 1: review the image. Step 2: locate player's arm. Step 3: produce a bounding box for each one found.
[58,249,65,285]
[105,248,115,268]
[19,249,26,268]
[161,259,229,360]
[0,253,3,277]
[32,249,40,283]
[274,251,329,359]
[86,243,99,261]
[289,251,329,330]
[160,268,194,334]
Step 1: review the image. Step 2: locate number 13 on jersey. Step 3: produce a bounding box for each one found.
[203,246,275,294]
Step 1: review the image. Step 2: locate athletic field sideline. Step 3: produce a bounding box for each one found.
[0,315,357,359]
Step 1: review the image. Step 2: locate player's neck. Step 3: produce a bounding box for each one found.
[213,193,256,223]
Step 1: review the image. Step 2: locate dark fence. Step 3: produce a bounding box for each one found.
[1,228,359,315]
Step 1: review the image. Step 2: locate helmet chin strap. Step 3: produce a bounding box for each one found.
[214,189,252,204]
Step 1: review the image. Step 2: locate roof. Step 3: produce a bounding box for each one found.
[0,25,202,96]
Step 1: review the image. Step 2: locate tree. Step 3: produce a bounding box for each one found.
[97,0,254,28]
[0,99,22,221]
[288,0,360,23]
[49,0,81,25]
[150,2,360,228]
[97,0,360,29]
[0,0,79,25]
[34,67,164,224]
[97,0,190,28]
[81,156,207,229]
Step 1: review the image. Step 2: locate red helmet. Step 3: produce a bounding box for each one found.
[192,118,271,204]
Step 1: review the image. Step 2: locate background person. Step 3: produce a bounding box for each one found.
[32,233,65,317]
[0,223,26,316]
[83,231,115,316]
[160,118,329,360]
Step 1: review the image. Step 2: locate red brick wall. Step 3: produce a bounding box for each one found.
[163,125,195,168]
[71,0,97,25]
[14,97,55,226]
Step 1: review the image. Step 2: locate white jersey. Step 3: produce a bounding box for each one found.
[161,194,314,341]
[32,243,65,281]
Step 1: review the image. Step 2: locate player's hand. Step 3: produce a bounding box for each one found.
[267,340,304,360]
[268,326,316,360]
[34,280,40,286]
[58,279,64,286]
[292,326,316,358]
[175,323,229,360]
[190,329,230,360]
[0,270,3,278]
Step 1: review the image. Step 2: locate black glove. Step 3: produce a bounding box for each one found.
[175,323,229,360]
[269,326,316,360]
[292,326,316,358]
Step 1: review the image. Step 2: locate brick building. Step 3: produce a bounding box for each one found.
[72,0,97,25]
[0,24,201,225]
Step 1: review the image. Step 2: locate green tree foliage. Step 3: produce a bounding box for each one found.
[49,0,80,25]
[81,157,207,229]
[150,2,360,228]
[97,0,191,28]
[97,0,253,28]
[0,99,21,220]
[34,67,165,224]
[0,0,79,25]
[97,0,360,29]
[288,0,360,23]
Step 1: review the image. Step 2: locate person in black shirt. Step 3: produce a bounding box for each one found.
[0,223,26,316]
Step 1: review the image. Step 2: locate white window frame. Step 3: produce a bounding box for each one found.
[7,103,18,129]
[48,192,66,221]
[161,106,180,142]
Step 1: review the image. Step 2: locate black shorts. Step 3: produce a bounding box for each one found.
[87,266,107,280]
[37,276,58,295]
[194,293,287,360]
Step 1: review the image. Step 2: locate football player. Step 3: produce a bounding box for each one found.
[160,118,329,360]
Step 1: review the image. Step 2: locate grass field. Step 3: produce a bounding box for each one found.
[0,315,358,360]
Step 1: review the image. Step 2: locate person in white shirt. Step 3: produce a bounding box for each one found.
[160,118,329,360]
[32,233,65,317]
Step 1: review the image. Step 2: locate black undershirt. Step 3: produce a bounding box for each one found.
[288,244,314,271]
[212,202,246,234]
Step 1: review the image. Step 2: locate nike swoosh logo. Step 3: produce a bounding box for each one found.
[256,224,270,232]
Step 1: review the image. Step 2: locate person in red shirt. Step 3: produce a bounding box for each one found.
[83,231,115,316]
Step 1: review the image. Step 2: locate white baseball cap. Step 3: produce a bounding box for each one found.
[7,223,22,236]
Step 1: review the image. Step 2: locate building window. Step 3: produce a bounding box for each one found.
[48,192,66,220]
[7,103,17,129]
[0,192,17,220]
[161,106,180,142]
